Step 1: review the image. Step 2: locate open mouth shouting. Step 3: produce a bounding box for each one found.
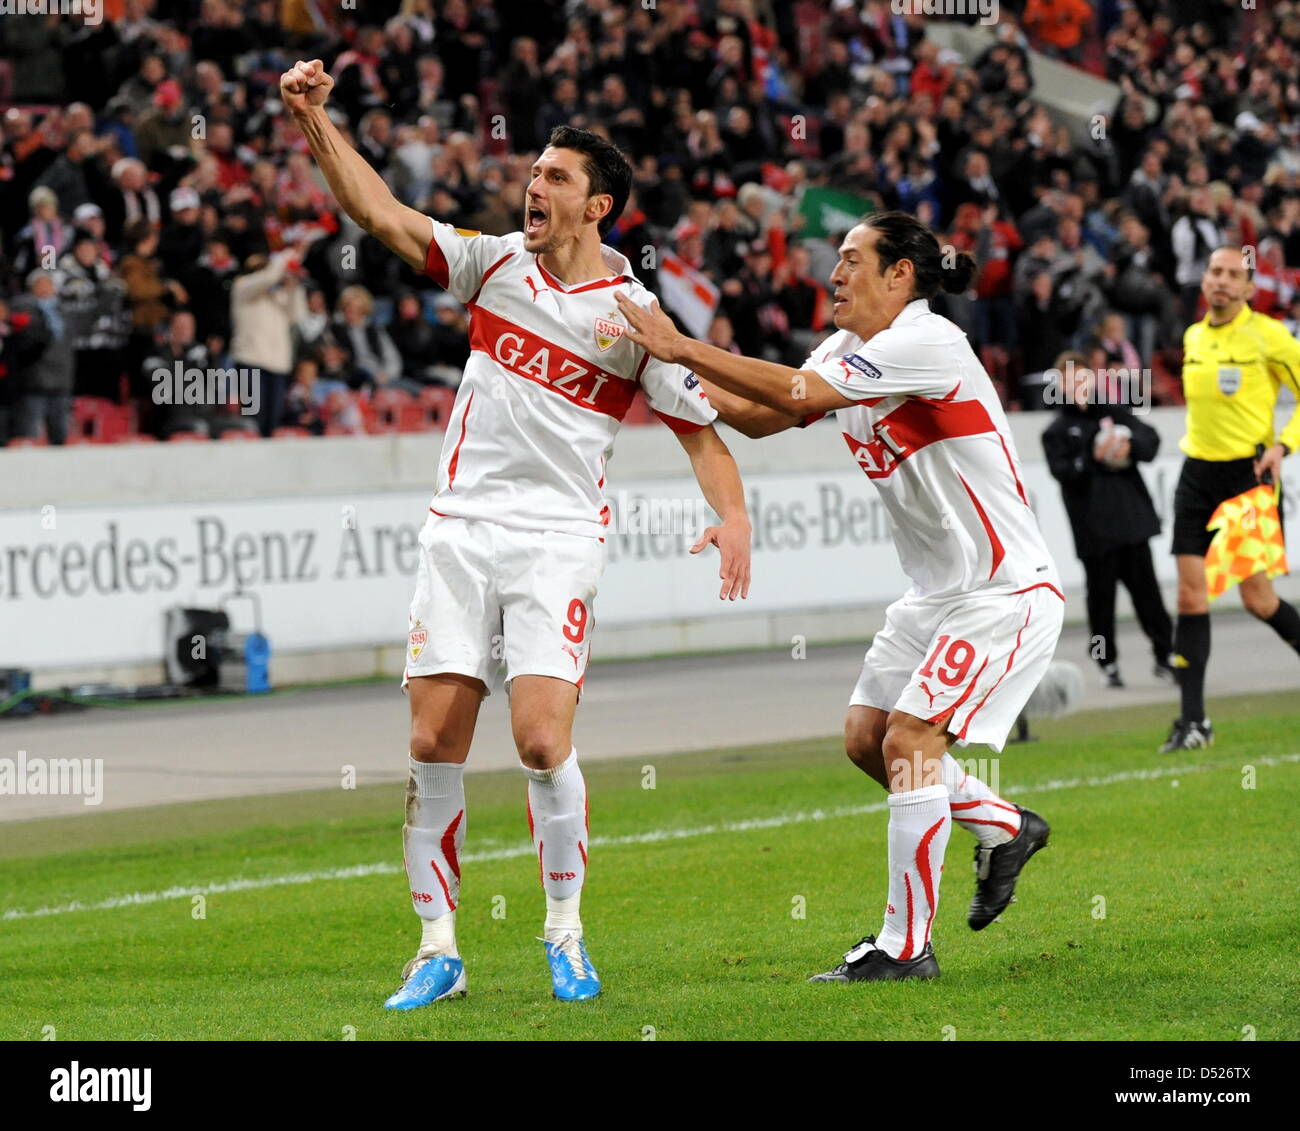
[526,202,549,238]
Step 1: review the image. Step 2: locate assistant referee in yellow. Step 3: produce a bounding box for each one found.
[1162,245,1300,751]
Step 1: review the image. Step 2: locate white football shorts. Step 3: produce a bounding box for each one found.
[850,583,1066,751]
[403,510,606,695]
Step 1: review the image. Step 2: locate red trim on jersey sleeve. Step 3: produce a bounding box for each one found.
[445,389,475,488]
[424,230,451,288]
[958,473,1005,580]
[467,305,637,419]
[798,410,829,428]
[653,408,709,434]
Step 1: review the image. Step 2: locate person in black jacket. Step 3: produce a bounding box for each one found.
[10,270,75,445]
[1042,352,1176,687]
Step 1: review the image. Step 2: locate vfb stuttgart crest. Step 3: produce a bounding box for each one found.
[409,622,428,660]
[594,313,624,352]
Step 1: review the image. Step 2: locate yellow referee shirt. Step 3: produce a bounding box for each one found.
[1180,304,1300,460]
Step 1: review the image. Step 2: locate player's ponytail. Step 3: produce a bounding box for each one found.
[860,210,978,301]
[940,251,978,294]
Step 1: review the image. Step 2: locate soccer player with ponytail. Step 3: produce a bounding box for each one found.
[618,212,1065,982]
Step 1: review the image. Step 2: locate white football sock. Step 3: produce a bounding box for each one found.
[523,748,587,940]
[876,784,951,960]
[941,752,1022,848]
[403,757,465,957]
[420,913,457,957]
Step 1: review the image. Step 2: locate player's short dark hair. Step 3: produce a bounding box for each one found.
[859,210,978,300]
[1211,244,1254,280]
[545,125,632,239]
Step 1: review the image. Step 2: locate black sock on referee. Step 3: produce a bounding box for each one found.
[1174,613,1211,722]
[1265,600,1300,655]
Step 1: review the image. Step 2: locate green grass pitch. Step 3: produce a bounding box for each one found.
[1,691,1297,1041]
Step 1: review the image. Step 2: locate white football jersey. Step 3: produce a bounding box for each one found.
[422,221,716,538]
[803,300,1060,602]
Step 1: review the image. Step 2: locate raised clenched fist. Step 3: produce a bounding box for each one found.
[280,60,334,114]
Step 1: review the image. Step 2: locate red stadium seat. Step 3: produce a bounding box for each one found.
[322,390,365,434]
[115,433,158,443]
[102,406,132,442]
[71,396,132,443]
[272,426,313,438]
[397,404,435,432]
[371,388,413,411]
[366,387,413,433]
[417,385,457,427]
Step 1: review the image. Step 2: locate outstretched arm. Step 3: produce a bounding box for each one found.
[675,425,752,600]
[281,59,430,271]
[615,293,853,416]
[697,376,803,438]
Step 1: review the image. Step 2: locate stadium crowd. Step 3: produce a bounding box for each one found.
[0,0,1298,444]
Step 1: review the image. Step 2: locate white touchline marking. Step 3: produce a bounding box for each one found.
[4,753,1297,922]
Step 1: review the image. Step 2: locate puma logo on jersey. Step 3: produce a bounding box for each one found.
[562,643,583,668]
[525,275,543,302]
[919,681,941,709]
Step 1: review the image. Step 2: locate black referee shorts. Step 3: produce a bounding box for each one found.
[1171,456,1286,557]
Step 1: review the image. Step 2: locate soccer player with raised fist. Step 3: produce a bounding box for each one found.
[618,212,1064,982]
[280,60,752,1008]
